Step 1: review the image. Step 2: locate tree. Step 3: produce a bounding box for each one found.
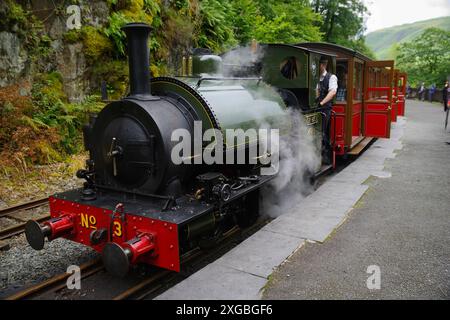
[310,0,374,56]
[252,0,323,43]
[195,0,238,52]
[231,0,260,44]
[196,0,323,49]
[396,28,450,87]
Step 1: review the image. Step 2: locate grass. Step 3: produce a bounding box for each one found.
[0,154,87,206]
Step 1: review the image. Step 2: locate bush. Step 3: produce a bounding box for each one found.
[0,74,104,166]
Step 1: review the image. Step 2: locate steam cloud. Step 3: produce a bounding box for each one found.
[201,45,322,218]
[260,109,321,218]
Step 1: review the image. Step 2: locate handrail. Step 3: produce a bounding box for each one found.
[196,77,263,88]
[331,109,337,168]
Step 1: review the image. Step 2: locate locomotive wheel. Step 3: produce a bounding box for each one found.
[236,190,260,228]
[198,228,223,250]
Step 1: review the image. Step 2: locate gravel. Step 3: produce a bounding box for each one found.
[0,155,96,298]
[0,217,17,230]
[0,233,100,298]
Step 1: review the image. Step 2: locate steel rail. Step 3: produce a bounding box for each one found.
[0,197,48,218]
[112,225,254,300]
[0,214,50,240]
[5,258,103,300]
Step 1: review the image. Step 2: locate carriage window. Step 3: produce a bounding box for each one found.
[354,62,363,101]
[336,61,348,102]
[280,57,300,80]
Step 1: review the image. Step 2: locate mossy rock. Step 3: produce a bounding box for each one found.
[63,29,83,43]
[81,26,114,61]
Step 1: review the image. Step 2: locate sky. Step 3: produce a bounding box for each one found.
[363,0,450,33]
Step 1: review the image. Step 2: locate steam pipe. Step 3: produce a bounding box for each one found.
[122,23,153,99]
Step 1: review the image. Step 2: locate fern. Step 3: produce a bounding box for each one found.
[104,12,130,57]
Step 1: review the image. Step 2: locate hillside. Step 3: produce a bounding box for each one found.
[366,16,450,60]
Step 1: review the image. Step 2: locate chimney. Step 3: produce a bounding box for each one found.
[122,23,153,99]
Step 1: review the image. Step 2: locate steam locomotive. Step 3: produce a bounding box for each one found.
[25,23,292,277]
[25,22,404,277]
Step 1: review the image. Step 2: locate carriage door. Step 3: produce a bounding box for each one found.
[391,70,400,122]
[363,61,394,138]
[398,72,407,116]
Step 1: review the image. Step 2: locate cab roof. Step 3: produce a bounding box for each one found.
[296,42,372,61]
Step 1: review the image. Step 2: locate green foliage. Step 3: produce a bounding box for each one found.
[103,1,162,57]
[92,60,129,99]
[366,16,450,60]
[196,0,238,52]
[396,28,450,87]
[1,0,29,29]
[310,0,374,56]
[312,0,368,41]
[63,29,83,43]
[0,0,48,56]
[229,0,260,44]
[104,11,131,57]
[81,26,114,61]
[253,0,322,43]
[31,73,104,155]
[193,0,323,50]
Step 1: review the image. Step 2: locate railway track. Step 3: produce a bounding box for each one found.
[5,259,104,300]
[0,197,48,218]
[3,164,335,299]
[2,159,344,299]
[113,224,263,300]
[6,222,262,300]
[0,197,49,240]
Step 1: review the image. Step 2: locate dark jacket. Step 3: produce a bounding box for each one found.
[443,85,449,100]
[319,72,332,110]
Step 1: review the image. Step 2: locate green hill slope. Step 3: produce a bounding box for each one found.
[366,16,450,60]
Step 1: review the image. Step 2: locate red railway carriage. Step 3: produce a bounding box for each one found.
[298,43,404,156]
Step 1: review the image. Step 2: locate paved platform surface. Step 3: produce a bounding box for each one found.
[263,100,450,299]
[155,100,431,300]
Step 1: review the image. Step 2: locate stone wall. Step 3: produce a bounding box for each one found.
[0,0,193,102]
[0,0,111,102]
[0,31,28,87]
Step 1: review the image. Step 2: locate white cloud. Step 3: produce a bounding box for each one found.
[364,0,450,33]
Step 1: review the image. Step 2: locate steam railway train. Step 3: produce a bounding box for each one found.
[25,23,406,277]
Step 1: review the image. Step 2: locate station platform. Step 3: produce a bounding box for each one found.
[156,100,450,300]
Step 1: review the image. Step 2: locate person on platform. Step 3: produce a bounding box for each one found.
[443,80,449,112]
[429,83,436,102]
[406,83,412,98]
[316,56,338,165]
[418,82,426,101]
